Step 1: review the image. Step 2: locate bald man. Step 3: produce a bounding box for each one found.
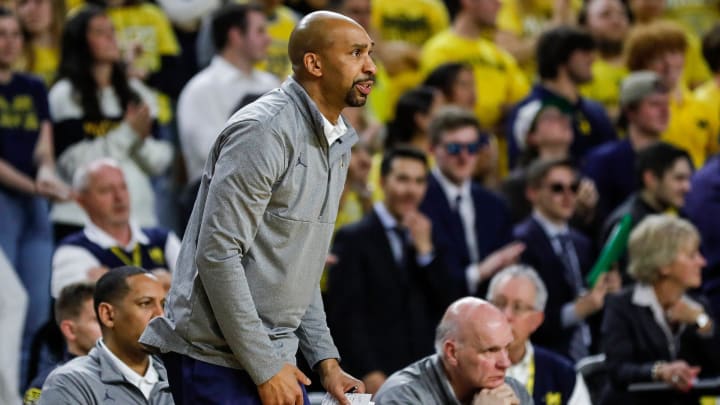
[374,297,532,405]
[140,10,376,405]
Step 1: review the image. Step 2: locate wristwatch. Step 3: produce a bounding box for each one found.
[696,312,710,329]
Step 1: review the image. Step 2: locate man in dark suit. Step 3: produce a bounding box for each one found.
[420,106,525,297]
[326,147,460,395]
[513,158,620,361]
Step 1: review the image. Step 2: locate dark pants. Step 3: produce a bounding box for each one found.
[161,352,311,405]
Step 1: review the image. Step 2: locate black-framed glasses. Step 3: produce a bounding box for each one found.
[546,181,580,194]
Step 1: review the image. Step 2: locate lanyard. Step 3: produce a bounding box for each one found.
[526,354,535,395]
[110,244,141,267]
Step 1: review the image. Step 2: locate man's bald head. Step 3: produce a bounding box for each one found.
[288,10,365,74]
[435,297,508,355]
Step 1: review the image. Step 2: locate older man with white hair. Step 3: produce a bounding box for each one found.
[51,158,180,297]
[374,297,532,405]
[487,265,591,405]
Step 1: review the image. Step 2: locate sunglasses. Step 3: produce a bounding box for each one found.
[443,135,489,156]
[546,182,580,194]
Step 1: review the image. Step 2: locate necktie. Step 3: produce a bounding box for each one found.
[556,233,584,295]
[391,226,410,269]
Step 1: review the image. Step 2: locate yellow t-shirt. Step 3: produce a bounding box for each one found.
[370,0,449,46]
[106,4,180,124]
[665,0,720,37]
[497,0,582,37]
[662,87,719,168]
[579,58,628,119]
[15,45,59,87]
[420,30,530,130]
[681,28,712,89]
[254,6,297,81]
[694,79,720,125]
[106,4,180,74]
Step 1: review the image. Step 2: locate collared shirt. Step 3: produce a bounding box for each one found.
[507,341,535,391]
[321,113,347,147]
[432,168,478,262]
[51,221,181,297]
[373,202,434,267]
[632,283,684,358]
[177,55,280,181]
[97,340,158,400]
[532,211,590,356]
[432,168,483,294]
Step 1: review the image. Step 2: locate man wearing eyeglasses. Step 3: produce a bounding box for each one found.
[420,106,526,298]
[513,158,621,361]
[487,265,592,405]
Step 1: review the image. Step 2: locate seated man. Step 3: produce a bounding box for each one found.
[24,283,101,404]
[39,266,171,404]
[374,297,532,405]
[51,159,180,297]
[488,265,592,405]
[327,147,460,394]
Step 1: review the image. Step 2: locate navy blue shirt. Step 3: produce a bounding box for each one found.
[582,139,638,221]
[506,84,617,168]
[0,73,50,177]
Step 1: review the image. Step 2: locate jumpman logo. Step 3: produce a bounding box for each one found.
[103,389,116,402]
[296,154,308,168]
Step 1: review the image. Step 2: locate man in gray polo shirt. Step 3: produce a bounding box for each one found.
[39,267,171,404]
[374,297,533,405]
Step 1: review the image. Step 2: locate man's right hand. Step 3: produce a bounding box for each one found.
[362,370,386,395]
[257,364,311,405]
[472,383,520,405]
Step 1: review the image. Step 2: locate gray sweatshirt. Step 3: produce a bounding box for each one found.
[140,77,357,385]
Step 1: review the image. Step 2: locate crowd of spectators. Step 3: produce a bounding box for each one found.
[1,0,720,403]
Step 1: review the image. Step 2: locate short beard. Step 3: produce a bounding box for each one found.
[345,89,367,107]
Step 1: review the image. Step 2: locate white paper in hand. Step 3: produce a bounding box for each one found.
[320,392,373,405]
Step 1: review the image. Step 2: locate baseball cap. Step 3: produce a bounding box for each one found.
[619,71,667,109]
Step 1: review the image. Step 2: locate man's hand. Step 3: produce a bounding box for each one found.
[362,370,386,396]
[318,359,365,405]
[403,211,433,256]
[476,242,526,281]
[257,363,311,405]
[472,383,520,405]
[575,273,609,319]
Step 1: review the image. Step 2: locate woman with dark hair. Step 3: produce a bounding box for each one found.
[423,62,476,111]
[384,85,440,151]
[49,5,172,238]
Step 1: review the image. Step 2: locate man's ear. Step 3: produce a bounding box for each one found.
[59,319,77,342]
[444,340,459,366]
[642,170,658,190]
[97,302,115,329]
[303,52,322,78]
[526,186,538,204]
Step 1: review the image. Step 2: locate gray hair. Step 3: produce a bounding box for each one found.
[486,264,548,312]
[628,214,700,284]
[72,158,122,192]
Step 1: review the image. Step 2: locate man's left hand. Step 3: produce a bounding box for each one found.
[318,359,365,405]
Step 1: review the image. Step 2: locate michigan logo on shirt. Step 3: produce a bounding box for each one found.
[0,95,39,131]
